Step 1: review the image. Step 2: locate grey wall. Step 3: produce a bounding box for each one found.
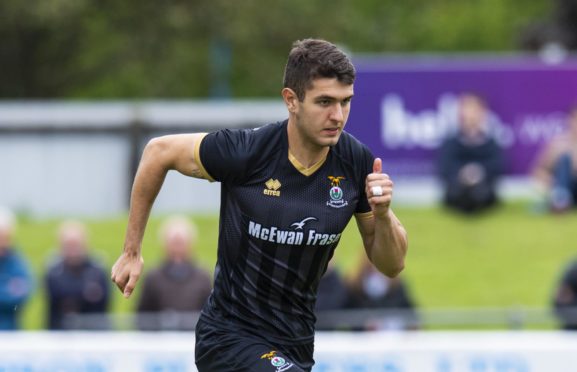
[0,101,535,218]
[0,101,286,218]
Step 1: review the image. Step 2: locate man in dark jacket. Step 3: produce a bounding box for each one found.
[438,93,505,214]
[45,221,110,330]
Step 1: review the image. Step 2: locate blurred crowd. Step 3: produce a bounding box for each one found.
[0,210,214,332]
[438,92,577,215]
[0,206,418,332]
[1,93,576,332]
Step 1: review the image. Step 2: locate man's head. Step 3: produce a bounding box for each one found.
[283,39,355,102]
[458,93,489,138]
[159,216,198,264]
[58,220,89,266]
[282,39,356,150]
[0,207,16,255]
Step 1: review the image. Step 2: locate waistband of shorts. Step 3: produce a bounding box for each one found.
[198,312,315,346]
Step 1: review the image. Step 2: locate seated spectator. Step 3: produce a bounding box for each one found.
[347,254,418,331]
[315,262,349,312]
[314,262,350,331]
[552,258,577,330]
[0,207,33,330]
[136,216,212,331]
[44,220,110,330]
[532,104,577,213]
[437,93,505,214]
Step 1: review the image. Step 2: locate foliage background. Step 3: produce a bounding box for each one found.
[0,0,564,99]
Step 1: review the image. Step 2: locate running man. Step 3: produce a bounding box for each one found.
[111,38,408,371]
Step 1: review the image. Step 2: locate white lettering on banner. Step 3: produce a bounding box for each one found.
[2,331,577,371]
[381,94,455,149]
[517,113,567,144]
[379,94,534,150]
[313,331,577,372]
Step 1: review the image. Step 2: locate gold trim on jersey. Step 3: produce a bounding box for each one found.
[355,211,374,220]
[288,151,327,176]
[193,133,215,182]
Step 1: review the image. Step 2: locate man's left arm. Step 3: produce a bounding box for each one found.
[355,158,408,278]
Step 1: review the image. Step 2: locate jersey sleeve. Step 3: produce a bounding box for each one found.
[197,128,257,184]
[355,144,374,215]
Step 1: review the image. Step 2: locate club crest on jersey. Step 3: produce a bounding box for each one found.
[264,178,281,197]
[260,351,294,371]
[327,176,348,208]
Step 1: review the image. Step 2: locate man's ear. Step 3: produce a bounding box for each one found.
[282,87,299,113]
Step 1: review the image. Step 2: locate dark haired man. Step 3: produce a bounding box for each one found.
[111,38,408,371]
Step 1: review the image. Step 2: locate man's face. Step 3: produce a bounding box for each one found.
[293,78,354,149]
[60,229,87,266]
[459,96,487,136]
[0,229,9,256]
[164,229,191,263]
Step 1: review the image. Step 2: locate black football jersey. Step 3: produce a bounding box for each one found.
[196,120,374,345]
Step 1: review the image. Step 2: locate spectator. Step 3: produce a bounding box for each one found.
[437,93,505,214]
[532,104,577,213]
[315,262,349,312]
[136,216,212,331]
[347,254,418,331]
[314,262,350,331]
[45,220,110,330]
[553,258,577,330]
[0,207,33,330]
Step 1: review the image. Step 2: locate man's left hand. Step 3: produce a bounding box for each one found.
[365,157,394,219]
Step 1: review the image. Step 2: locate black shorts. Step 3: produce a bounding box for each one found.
[194,318,314,371]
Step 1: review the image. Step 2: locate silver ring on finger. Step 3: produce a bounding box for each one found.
[371,185,383,196]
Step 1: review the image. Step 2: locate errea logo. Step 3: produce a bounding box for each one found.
[264,178,281,197]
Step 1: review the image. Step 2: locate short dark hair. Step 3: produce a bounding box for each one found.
[283,39,355,101]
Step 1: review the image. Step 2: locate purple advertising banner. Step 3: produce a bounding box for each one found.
[347,56,577,178]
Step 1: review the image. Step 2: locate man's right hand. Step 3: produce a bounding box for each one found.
[111,252,144,298]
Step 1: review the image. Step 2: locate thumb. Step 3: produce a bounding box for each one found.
[373,157,382,174]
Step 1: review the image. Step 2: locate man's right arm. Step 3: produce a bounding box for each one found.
[532,139,561,191]
[111,133,207,298]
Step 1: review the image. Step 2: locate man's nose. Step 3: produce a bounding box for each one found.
[330,103,344,122]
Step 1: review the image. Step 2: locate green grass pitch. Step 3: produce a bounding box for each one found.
[13,202,577,330]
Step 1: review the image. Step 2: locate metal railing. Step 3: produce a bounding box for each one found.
[50,306,567,332]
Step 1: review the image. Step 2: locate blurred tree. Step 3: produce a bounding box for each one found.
[519,0,577,50]
[0,0,552,99]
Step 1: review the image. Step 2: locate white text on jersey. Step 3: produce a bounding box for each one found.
[248,220,341,246]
